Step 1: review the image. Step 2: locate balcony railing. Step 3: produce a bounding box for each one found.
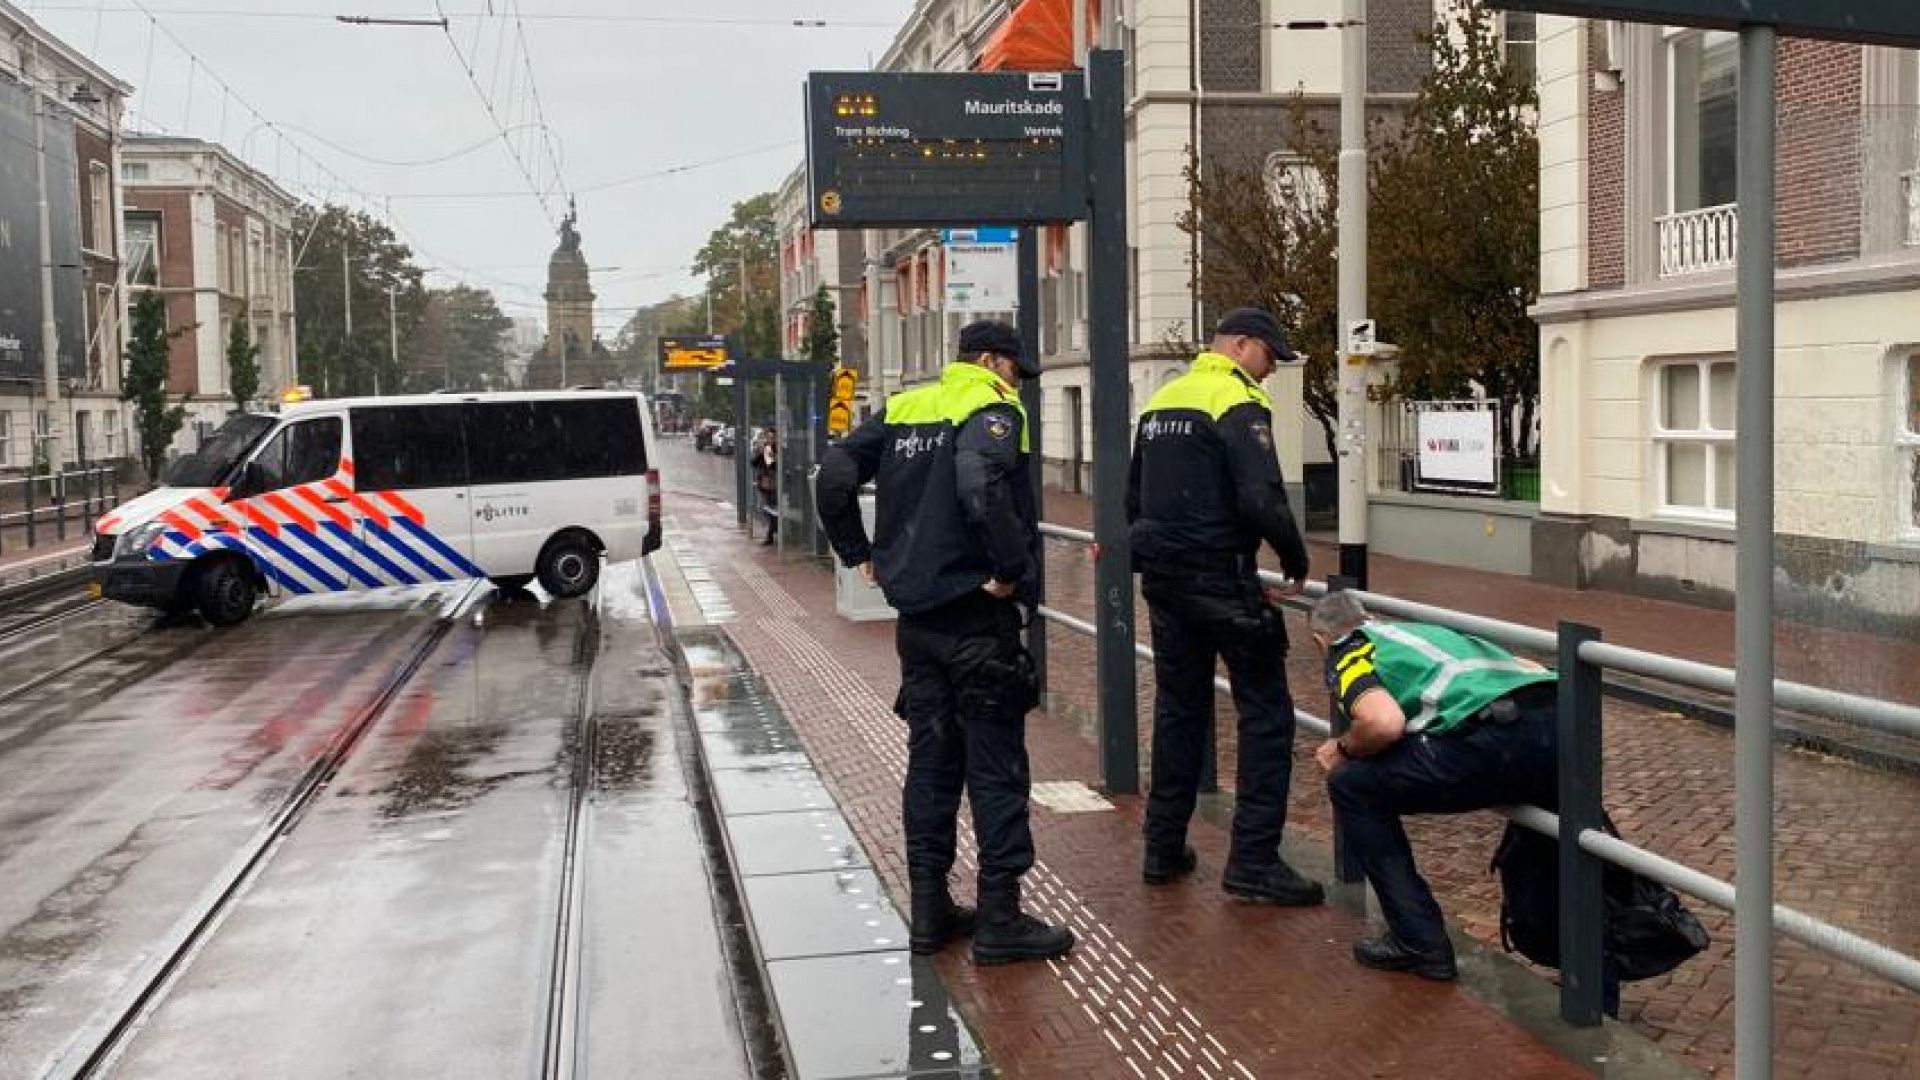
[1658,203,1739,277]
[1904,170,1920,248]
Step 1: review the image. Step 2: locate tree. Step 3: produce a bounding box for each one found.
[123,292,188,483]
[804,286,840,366]
[691,193,780,359]
[1371,1,1541,461]
[226,318,261,408]
[1182,99,1343,457]
[291,204,427,398]
[413,286,513,391]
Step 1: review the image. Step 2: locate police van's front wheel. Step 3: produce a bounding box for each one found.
[193,557,259,627]
[536,533,600,599]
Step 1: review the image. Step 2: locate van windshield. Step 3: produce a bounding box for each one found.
[163,414,278,487]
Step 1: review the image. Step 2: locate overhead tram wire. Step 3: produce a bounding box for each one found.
[29,5,896,29]
[429,0,566,225]
[384,140,801,201]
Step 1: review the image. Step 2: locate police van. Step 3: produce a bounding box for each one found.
[90,391,663,625]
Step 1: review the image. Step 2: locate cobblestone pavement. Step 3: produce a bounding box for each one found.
[1032,492,1920,1080]
[660,490,1673,1080]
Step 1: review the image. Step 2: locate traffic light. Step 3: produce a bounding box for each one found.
[827,366,858,436]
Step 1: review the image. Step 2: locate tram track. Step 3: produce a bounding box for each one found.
[42,581,482,1080]
[542,602,601,1080]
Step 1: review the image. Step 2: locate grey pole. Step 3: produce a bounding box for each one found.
[1734,24,1777,1080]
[1017,229,1047,688]
[388,286,402,393]
[1335,0,1369,587]
[33,79,65,472]
[1087,50,1139,794]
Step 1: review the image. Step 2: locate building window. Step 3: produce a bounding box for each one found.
[1902,355,1920,535]
[1653,359,1737,518]
[122,162,150,182]
[1669,29,1739,214]
[0,412,10,468]
[87,162,111,253]
[1502,11,1537,84]
[215,225,231,294]
[125,212,161,286]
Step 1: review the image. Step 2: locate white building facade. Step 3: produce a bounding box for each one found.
[1531,18,1920,630]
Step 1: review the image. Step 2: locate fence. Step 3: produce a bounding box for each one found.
[1034,520,1920,1032]
[1378,399,1541,501]
[0,468,120,558]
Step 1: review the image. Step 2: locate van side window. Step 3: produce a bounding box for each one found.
[351,406,468,491]
[466,402,564,484]
[249,417,342,493]
[557,399,646,477]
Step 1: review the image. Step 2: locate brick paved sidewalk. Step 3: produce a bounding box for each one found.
[660,492,1689,1080]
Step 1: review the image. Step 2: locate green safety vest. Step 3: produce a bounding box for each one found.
[884,362,1030,452]
[1360,622,1557,737]
[1141,352,1272,419]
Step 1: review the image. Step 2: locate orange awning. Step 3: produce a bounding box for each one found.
[975,0,1099,73]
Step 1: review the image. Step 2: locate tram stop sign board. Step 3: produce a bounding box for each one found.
[806,71,1089,229]
[1490,0,1920,46]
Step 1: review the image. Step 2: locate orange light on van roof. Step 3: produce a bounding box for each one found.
[281,385,312,404]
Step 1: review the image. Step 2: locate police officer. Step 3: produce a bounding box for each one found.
[1308,590,1559,981]
[815,319,1074,967]
[1128,308,1322,905]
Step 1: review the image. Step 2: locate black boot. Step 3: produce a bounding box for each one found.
[1352,932,1457,981]
[909,880,977,956]
[1222,858,1326,906]
[971,887,1074,966]
[1142,844,1198,885]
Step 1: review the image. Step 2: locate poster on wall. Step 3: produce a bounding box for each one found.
[0,80,87,385]
[1414,405,1500,494]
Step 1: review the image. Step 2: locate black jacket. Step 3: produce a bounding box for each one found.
[816,363,1038,615]
[1126,352,1310,581]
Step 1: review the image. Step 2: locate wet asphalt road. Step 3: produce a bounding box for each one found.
[0,567,750,1079]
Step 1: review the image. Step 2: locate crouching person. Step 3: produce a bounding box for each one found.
[1309,591,1559,981]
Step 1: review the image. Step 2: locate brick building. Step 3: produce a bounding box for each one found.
[120,136,300,450]
[778,0,1514,501]
[0,0,133,471]
[1531,19,1920,631]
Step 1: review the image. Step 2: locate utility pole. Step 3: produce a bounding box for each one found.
[387,285,400,394]
[341,242,354,396]
[1335,0,1370,587]
[32,64,64,473]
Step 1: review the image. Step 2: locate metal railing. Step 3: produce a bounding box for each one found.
[1903,170,1920,248]
[1034,521,1920,1026]
[1658,203,1739,276]
[0,468,120,557]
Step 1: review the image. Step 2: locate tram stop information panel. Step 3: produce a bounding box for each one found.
[805,70,1089,229]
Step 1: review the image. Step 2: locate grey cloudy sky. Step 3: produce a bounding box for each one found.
[23,0,913,337]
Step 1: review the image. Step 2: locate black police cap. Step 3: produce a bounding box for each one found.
[958,320,1038,378]
[1215,307,1299,365]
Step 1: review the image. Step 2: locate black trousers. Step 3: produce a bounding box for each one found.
[1327,689,1559,953]
[1141,566,1296,870]
[895,591,1036,896]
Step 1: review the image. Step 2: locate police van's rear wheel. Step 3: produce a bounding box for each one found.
[194,557,259,627]
[536,534,600,599]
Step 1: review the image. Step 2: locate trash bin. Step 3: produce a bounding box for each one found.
[834,493,896,622]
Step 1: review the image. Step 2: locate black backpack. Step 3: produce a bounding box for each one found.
[1491,816,1710,982]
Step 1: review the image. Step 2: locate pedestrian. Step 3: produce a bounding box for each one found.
[1127,307,1322,905]
[1308,590,1561,983]
[754,429,779,545]
[815,319,1074,967]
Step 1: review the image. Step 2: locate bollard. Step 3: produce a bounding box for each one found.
[25,473,35,549]
[55,472,66,541]
[1326,574,1363,885]
[1557,621,1606,1027]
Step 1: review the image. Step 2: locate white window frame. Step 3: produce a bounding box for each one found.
[86,162,111,255]
[1650,357,1737,522]
[1664,26,1740,216]
[1501,10,1538,84]
[1898,353,1920,540]
[125,211,161,287]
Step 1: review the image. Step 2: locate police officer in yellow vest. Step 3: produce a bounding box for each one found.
[1128,308,1322,905]
[816,319,1075,967]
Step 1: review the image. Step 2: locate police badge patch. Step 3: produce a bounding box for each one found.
[986,414,1014,441]
[1251,422,1273,450]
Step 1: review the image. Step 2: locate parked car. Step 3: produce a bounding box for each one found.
[693,419,722,452]
[713,426,737,456]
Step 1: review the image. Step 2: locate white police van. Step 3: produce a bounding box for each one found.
[91,391,662,625]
